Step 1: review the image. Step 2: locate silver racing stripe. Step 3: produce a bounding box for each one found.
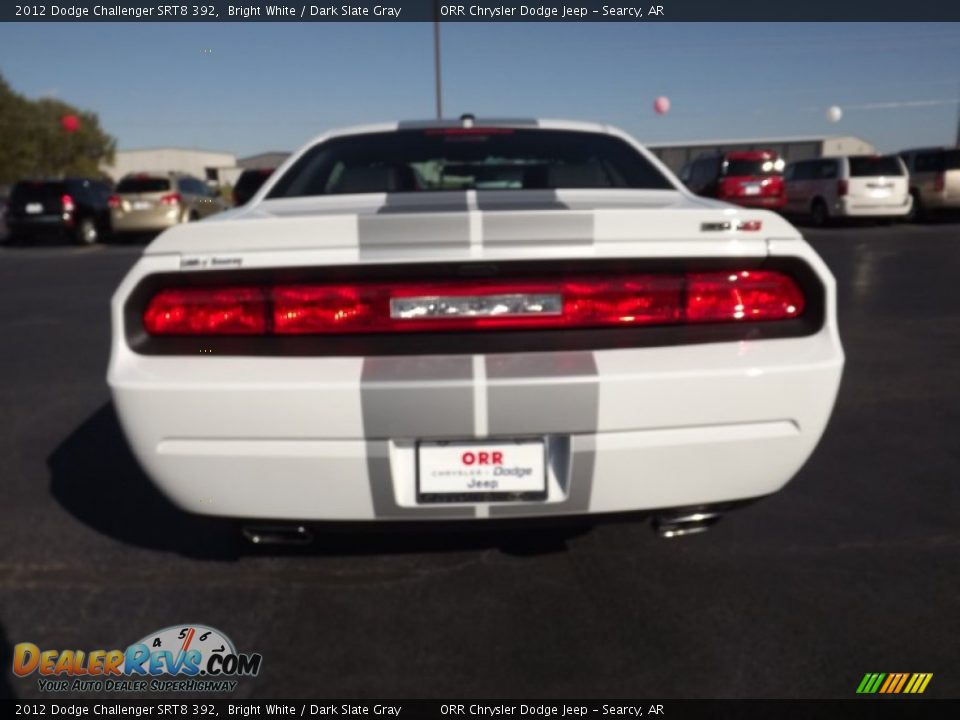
[481,210,594,247]
[485,351,600,435]
[375,192,470,215]
[486,351,600,516]
[360,356,474,438]
[357,213,471,257]
[361,356,476,518]
[474,189,571,213]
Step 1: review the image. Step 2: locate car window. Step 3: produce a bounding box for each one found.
[268,129,674,197]
[818,161,838,179]
[9,181,67,206]
[180,178,205,195]
[848,156,904,177]
[68,180,95,204]
[916,150,960,172]
[790,161,816,181]
[722,158,783,177]
[692,157,716,186]
[117,177,171,193]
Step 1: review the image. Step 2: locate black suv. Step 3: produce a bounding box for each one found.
[6,178,113,245]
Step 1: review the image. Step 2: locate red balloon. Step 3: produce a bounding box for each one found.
[61,114,80,133]
[653,96,671,115]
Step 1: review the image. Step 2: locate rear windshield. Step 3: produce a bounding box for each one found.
[10,182,66,204]
[117,177,171,193]
[919,150,960,171]
[848,156,904,177]
[722,158,783,177]
[268,129,674,197]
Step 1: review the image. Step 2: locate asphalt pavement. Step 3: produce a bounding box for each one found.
[0,223,958,700]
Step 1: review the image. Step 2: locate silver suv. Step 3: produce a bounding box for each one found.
[110,173,229,234]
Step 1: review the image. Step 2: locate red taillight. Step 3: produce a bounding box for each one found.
[686,271,804,323]
[143,272,805,337]
[108,195,121,209]
[159,193,182,206]
[143,287,267,335]
[837,180,848,197]
[61,194,75,213]
[934,173,945,192]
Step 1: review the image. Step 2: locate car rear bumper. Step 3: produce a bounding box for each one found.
[108,330,844,521]
[833,197,912,217]
[112,210,180,233]
[722,195,786,210]
[922,193,960,210]
[6,216,70,236]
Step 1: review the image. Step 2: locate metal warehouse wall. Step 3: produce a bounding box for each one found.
[102,148,238,183]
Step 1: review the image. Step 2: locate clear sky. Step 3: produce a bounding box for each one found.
[1,22,958,157]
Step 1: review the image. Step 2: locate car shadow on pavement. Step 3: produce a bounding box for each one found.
[0,621,14,699]
[49,403,587,561]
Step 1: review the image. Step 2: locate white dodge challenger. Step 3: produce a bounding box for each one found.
[107,118,844,539]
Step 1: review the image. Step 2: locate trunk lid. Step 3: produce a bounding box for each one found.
[145,190,792,259]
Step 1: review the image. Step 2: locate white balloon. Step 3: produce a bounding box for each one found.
[826,106,843,123]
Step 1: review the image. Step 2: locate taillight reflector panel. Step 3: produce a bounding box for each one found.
[144,287,267,335]
[142,271,805,337]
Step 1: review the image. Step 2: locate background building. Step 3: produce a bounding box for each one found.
[238,152,290,170]
[648,135,877,174]
[102,147,238,184]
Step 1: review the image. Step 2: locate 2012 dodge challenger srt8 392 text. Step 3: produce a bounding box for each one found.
[107,118,844,538]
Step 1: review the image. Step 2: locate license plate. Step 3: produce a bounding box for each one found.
[132,200,153,210]
[25,203,43,214]
[417,440,547,503]
[742,183,761,195]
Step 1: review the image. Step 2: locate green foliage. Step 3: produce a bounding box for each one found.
[0,73,116,185]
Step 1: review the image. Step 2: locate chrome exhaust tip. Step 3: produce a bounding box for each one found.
[652,510,722,539]
[242,524,313,546]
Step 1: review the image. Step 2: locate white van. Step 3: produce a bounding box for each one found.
[898,147,960,221]
[783,155,912,225]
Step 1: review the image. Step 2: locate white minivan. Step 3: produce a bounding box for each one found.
[899,147,960,221]
[784,155,912,225]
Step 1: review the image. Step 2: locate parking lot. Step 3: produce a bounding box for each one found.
[1,221,958,700]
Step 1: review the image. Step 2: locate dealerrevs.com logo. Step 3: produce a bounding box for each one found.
[12,624,262,693]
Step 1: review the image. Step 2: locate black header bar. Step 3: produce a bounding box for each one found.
[1,700,957,718]
[3,0,960,22]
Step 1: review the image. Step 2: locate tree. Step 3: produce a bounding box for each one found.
[0,73,116,185]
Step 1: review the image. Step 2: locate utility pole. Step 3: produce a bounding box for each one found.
[433,2,443,119]
[956,80,960,146]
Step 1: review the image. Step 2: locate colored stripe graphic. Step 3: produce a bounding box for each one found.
[857,672,933,694]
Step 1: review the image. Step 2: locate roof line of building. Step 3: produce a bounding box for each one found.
[646,135,868,148]
[114,146,237,155]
